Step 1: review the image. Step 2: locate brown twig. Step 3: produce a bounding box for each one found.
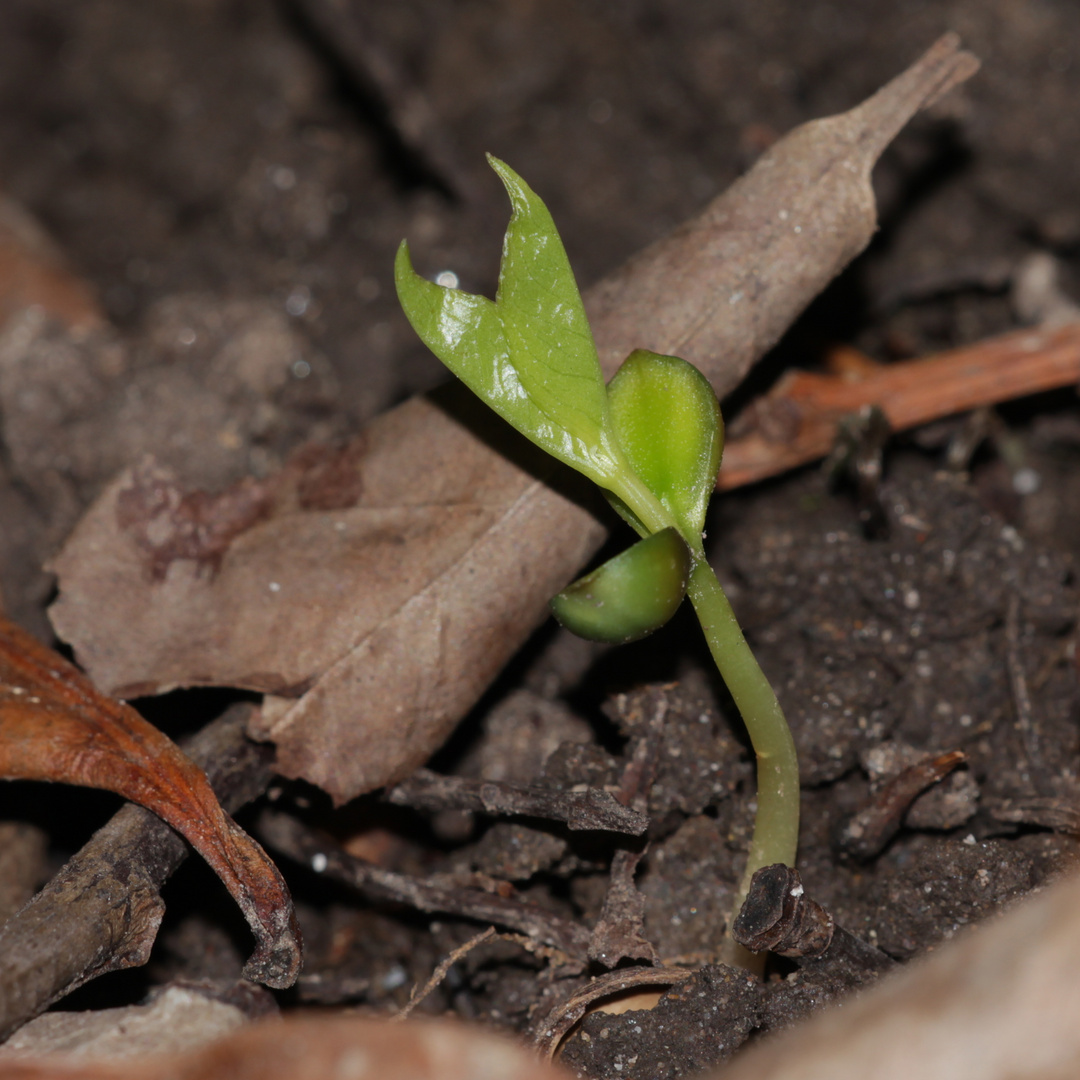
[1005,593,1047,791]
[0,704,277,1041]
[834,750,967,860]
[719,322,1080,490]
[393,927,578,1022]
[384,768,647,836]
[256,809,590,962]
[394,926,499,1022]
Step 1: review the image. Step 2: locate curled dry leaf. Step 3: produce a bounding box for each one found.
[49,37,978,804]
[0,706,283,1040]
[0,1016,568,1080]
[0,616,301,989]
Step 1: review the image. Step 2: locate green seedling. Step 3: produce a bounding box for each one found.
[395,156,799,959]
[550,526,690,645]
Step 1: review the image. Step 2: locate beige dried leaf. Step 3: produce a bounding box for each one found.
[49,37,977,803]
[0,1016,568,1080]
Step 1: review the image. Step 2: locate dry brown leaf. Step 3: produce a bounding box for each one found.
[50,392,603,801]
[0,1016,568,1080]
[586,34,979,387]
[0,615,301,989]
[49,37,978,803]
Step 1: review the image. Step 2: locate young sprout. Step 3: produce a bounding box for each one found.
[395,156,799,963]
[550,526,691,645]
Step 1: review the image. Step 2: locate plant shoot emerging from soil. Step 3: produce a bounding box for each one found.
[395,156,799,957]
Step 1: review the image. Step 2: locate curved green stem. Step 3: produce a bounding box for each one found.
[607,468,679,539]
[606,462,800,968]
[686,558,800,958]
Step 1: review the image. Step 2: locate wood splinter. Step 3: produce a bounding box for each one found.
[719,322,1080,490]
[834,749,967,860]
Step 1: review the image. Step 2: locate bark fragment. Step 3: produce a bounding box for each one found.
[384,768,647,836]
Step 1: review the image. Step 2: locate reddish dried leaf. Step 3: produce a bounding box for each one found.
[718,323,1080,490]
[0,195,104,333]
[49,38,978,804]
[0,616,301,988]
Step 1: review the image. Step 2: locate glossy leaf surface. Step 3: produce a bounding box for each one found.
[606,349,724,544]
[395,157,621,487]
[489,157,617,473]
[550,527,690,644]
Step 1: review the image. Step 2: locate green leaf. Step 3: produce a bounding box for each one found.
[549,527,690,644]
[394,158,625,488]
[606,349,724,545]
[394,242,537,430]
[488,156,617,478]
[600,490,650,539]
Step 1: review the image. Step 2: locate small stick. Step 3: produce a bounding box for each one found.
[0,704,275,1041]
[1005,593,1045,790]
[394,926,498,1021]
[392,927,578,1022]
[834,750,967,860]
[257,809,590,961]
[719,322,1080,490]
[384,768,647,836]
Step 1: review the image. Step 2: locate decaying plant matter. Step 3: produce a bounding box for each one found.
[13,22,1067,1080]
[0,706,283,1040]
[395,157,797,956]
[49,35,979,806]
[0,619,301,993]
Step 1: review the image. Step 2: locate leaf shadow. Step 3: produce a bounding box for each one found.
[425,378,610,523]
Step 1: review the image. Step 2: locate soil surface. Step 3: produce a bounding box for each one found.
[1,1,1080,1076]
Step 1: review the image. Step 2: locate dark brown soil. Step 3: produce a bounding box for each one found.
[1,1,1079,1075]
